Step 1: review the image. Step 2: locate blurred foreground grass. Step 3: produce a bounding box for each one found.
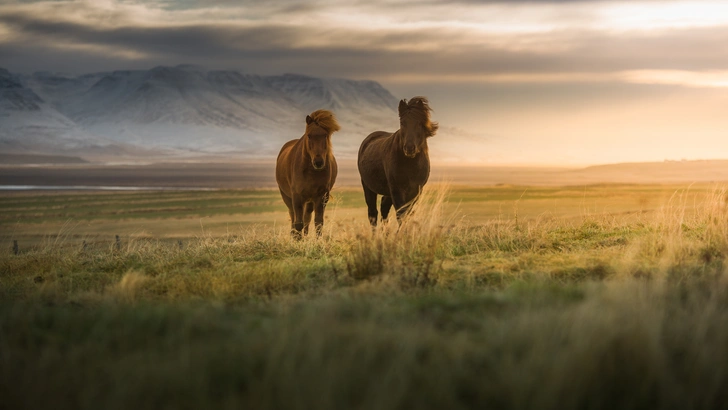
[2,184,728,409]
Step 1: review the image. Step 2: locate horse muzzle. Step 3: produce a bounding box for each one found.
[312,159,326,170]
[403,144,418,158]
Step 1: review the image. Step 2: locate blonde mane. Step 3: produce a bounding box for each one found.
[306,109,341,135]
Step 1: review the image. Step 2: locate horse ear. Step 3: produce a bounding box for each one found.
[398,99,408,117]
[306,115,313,125]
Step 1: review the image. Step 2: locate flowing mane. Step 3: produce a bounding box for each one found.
[400,97,439,137]
[306,109,341,134]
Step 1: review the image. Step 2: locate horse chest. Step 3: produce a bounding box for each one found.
[292,168,331,198]
[390,156,429,184]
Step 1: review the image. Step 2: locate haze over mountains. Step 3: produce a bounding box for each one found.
[0,65,408,161]
[3,64,727,185]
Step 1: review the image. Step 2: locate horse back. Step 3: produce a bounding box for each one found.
[360,131,395,158]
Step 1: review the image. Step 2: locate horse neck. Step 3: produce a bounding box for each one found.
[297,134,307,158]
[391,130,403,151]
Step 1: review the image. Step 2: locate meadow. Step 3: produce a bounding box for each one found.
[2,183,728,409]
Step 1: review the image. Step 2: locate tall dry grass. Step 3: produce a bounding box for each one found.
[3,184,728,303]
[615,185,728,282]
[343,184,454,287]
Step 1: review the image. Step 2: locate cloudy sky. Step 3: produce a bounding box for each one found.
[2,0,728,165]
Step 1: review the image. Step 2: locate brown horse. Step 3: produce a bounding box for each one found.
[357,97,438,227]
[276,109,341,238]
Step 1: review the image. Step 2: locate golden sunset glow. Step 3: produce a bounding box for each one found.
[598,1,728,30]
[622,70,728,88]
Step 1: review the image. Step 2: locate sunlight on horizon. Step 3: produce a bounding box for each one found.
[599,1,728,30]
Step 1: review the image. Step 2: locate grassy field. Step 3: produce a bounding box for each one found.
[3,183,728,409]
[0,184,689,243]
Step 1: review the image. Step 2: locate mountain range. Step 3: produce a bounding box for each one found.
[0,65,402,161]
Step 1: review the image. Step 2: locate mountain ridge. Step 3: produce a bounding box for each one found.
[1,65,400,159]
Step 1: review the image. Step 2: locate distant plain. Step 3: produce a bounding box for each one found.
[3,158,728,245]
[3,158,728,189]
[0,183,714,246]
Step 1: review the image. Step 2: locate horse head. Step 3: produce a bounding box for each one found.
[398,97,438,158]
[305,110,341,170]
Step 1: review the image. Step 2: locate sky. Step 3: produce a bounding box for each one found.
[1,0,728,165]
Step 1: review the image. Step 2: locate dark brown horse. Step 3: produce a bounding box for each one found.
[276,110,341,238]
[357,97,438,227]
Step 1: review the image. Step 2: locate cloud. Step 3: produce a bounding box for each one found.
[1,0,728,89]
[621,70,728,88]
[3,0,728,165]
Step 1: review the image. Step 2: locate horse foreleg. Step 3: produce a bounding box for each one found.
[291,197,305,240]
[362,183,379,228]
[380,196,393,223]
[392,189,419,224]
[303,202,314,236]
[396,206,411,223]
[314,197,326,237]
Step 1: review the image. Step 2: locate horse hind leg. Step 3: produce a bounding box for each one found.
[362,183,379,228]
[279,190,297,235]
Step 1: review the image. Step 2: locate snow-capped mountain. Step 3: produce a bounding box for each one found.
[0,68,137,156]
[4,65,400,159]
